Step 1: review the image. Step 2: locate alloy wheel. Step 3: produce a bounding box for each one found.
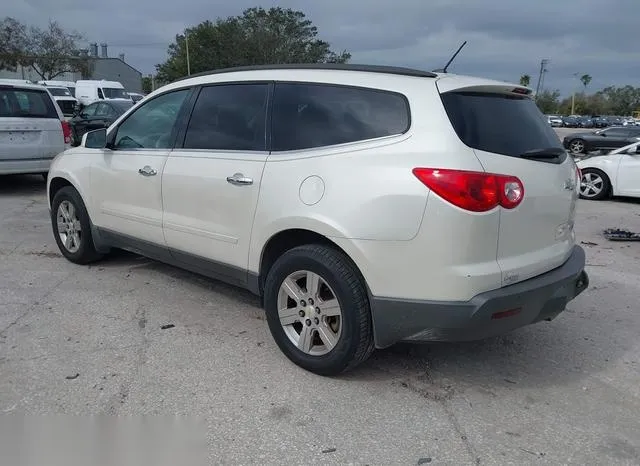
[56,200,82,253]
[580,172,604,198]
[277,270,342,356]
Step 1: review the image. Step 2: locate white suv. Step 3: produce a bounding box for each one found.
[1,81,71,176]
[46,64,589,375]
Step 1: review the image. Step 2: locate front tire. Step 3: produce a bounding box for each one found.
[51,186,103,264]
[579,168,611,200]
[263,244,374,376]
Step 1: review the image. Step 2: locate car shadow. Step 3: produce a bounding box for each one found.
[0,175,47,197]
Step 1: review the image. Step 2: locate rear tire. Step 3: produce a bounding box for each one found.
[51,186,103,264]
[263,244,374,376]
[579,168,610,200]
[569,138,587,154]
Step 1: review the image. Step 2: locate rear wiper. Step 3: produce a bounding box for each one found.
[519,148,566,159]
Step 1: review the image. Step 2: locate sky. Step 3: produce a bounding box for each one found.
[6,0,640,96]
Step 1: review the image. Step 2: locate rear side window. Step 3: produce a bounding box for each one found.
[441,91,563,157]
[0,88,58,119]
[183,83,268,151]
[271,83,410,151]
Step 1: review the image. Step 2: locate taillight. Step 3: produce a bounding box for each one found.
[412,168,525,212]
[61,120,72,144]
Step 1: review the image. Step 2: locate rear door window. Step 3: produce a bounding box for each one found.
[440,91,563,157]
[183,83,268,151]
[271,83,410,151]
[0,87,58,119]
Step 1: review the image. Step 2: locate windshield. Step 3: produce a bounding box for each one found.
[441,91,563,158]
[48,87,72,97]
[102,87,130,99]
[0,87,58,118]
[111,100,135,113]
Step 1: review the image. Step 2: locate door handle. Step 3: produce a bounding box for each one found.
[138,166,157,177]
[226,173,253,186]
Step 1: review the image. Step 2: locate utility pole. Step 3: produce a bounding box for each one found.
[535,58,549,99]
[571,72,579,115]
[185,30,191,76]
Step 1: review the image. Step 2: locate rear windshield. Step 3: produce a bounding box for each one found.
[0,87,58,119]
[48,87,72,97]
[102,87,129,99]
[440,91,563,157]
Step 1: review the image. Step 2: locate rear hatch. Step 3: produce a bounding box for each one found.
[0,86,64,160]
[437,79,579,286]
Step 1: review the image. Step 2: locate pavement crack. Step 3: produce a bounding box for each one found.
[103,304,148,414]
[0,273,69,336]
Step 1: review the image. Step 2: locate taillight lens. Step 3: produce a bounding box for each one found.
[412,168,525,212]
[61,120,72,144]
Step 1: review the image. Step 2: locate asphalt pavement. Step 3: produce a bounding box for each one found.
[1,175,639,465]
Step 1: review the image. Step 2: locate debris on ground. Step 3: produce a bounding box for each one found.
[417,458,433,464]
[160,324,175,330]
[321,448,337,454]
[603,229,640,241]
[65,373,80,380]
[580,241,598,246]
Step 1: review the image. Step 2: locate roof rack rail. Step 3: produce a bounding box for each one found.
[174,63,438,82]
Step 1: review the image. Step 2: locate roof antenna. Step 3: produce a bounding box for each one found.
[433,40,467,73]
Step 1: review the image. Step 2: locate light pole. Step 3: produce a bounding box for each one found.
[185,30,191,76]
[535,58,549,98]
[570,73,579,115]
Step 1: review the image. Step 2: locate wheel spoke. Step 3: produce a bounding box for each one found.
[74,220,82,231]
[317,322,338,350]
[67,202,76,220]
[64,233,74,250]
[60,204,70,221]
[72,232,81,248]
[306,271,321,298]
[318,298,341,317]
[279,307,300,326]
[57,220,67,235]
[282,278,303,302]
[297,326,314,352]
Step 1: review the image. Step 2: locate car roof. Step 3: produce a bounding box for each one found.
[0,81,53,92]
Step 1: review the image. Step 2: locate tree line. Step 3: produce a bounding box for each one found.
[2,9,639,117]
[0,17,92,80]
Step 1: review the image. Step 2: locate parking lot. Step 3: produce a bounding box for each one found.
[1,175,639,465]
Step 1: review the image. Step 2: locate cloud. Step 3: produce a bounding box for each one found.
[5,0,640,95]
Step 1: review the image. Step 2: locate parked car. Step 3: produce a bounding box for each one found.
[547,115,563,127]
[37,80,77,97]
[563,126,640,153]
[46,64,588,375]
[562,116,581,128]
[590,116,609,128]
[0,81,71,176]
[43,85,78,117]
[75,80,132,106]
[69,99,134,146]
[576,140,640,200]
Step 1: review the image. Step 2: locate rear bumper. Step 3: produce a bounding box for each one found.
[370,245,588,348]
[0,157,54,175]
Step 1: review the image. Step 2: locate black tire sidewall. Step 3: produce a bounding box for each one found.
[264,246,369,375]
[51,186,98,263]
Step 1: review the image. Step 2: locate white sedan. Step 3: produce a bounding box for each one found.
[576,140,640,200]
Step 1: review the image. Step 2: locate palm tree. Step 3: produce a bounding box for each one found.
[580,74,592,90]
[519,74,531,87]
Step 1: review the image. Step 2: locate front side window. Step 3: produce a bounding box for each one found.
[183,83,268,151]
[94,103,112,117]
[113,88,189,149]
[103,87,129,99]
[271,83,410,151]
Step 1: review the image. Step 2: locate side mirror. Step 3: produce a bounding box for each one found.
[82,128,107,149]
